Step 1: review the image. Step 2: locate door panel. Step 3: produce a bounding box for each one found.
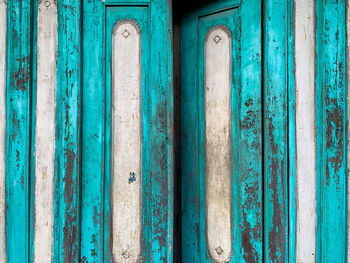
[1,0,173,262]
[181,1,263,262]
[82,1,173,262]
[105,7,149,262]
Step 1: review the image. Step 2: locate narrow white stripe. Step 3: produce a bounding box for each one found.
[205,26,232,263]
[295,0,316,262]
[0,0,7,261]
[112,21,142,262]
[33,1,57,262]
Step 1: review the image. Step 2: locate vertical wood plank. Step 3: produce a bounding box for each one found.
[5,0,32,261]
[295,0,317,261]
[316,0,347,261]
[239,0,263,261]
[81,0,105,262]
[54,1,82,261]
[263,0,289,261]
[148,1,174,262]
[0,0,7,261]
[33,1,58,261]
[347,0,350,260]
[287,0,296,262]
[180,11,201,262]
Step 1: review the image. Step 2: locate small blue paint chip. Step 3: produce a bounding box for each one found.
[128,172,136,184]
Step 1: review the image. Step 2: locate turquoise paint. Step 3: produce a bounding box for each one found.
[198,9,240,262]
[263,0,289,261]
[238,0,263,260]
[148,0,174,261]
[105,6,149,262]
[30,1,39,262]
[287,0,296,262]
[181,0,263,262]
[81,1,173,262]
[5,0,33,261]
[81,0,105,262]
[316,0,347,261]
[53,0,82,261]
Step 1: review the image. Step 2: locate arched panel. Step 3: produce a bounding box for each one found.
[205,26,232,263]
[111,20,142,262]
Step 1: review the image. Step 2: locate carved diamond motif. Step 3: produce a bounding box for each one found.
[122,29,130,38]
[213,35,221,44]
[216,246,223,255]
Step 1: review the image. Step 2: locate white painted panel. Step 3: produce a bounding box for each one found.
[34,1,57,262]
[0,1,7,261]
[112,21,142,263]
[295,0,316,262]
[205,26,232,263]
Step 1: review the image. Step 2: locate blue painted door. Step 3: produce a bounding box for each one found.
[3,0,174,262]
[81,1,174,262]
[181,1,264,261]
[180,0,289,262]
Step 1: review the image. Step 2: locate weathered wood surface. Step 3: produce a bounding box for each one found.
[54,0,82,261]
[263,0,289,261]
[5,0,32,261]
[181,1,263,262]
[33,1,57,261]
[0,1,7,261]
[81,0,105,261]
[205,26,232,263]
[316,0,347,262]
[295,0,316,261]
[112,21,142,262]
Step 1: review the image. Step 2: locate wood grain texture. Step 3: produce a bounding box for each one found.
[205,27,232,263]
[181,1,263,261]
[81,0,105,261]
[53,0,82,261]
[263,0,289,261]
[33,1,57,261]
[295,0,316,261]
[148,1,174,261]
[5,0,32,261]
[0,1,7,261]
[316,0,347,261]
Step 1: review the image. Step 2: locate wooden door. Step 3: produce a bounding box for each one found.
[180,1,264,261]
[1,0,174,262]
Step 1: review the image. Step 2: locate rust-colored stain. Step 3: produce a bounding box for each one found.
[267,117,286,262]
[63,148,79,261]
[12,55,30,91]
